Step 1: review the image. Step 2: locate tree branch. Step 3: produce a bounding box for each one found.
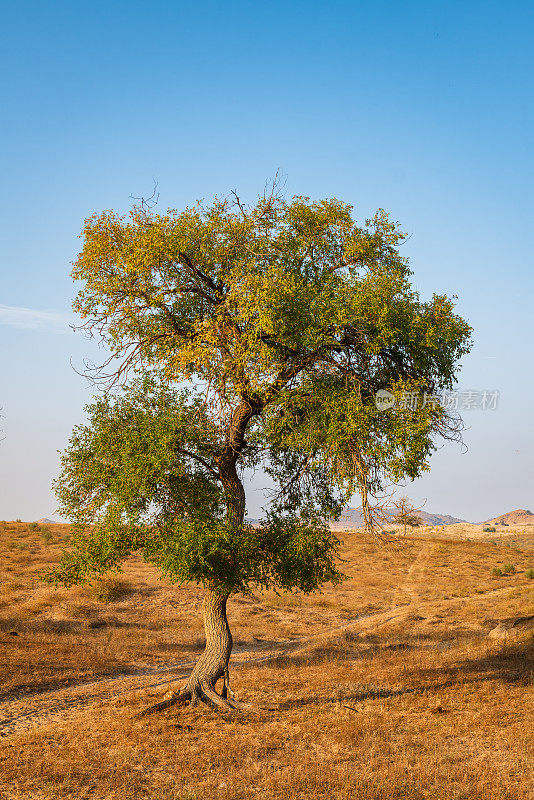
[176,447,219,478]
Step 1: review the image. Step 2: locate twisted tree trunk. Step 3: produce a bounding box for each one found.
[183,588,232,702]
[138,587,248,716]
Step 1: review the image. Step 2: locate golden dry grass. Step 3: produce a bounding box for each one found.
[0,520,533,799]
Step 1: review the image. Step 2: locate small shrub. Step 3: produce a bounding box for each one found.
[40,527,53,544]
[502,563,516,575]
[28,522,39,531]
[483,526,496,533]
[525,568,534,580]
[92,577,132,602]
[15,519,22,524]
[491,567,503,577]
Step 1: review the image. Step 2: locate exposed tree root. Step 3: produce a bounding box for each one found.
[136,689,190,718]
[136,677,251,718]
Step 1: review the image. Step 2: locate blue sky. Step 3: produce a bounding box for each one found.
[1,0,532,522]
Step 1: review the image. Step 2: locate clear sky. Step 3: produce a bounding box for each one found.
[1,0,532,522]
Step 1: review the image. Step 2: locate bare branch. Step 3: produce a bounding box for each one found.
[129,179,160,213]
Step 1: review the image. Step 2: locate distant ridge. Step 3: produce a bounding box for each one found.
[329,507,466,530]
[37,518,58,525]
[482,509,534,526]
[247,508,467,529]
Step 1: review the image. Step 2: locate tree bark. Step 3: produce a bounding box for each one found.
[216,397,258,527]
[183,588,232,700]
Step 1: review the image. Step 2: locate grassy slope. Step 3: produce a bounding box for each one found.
[0,521,533,799]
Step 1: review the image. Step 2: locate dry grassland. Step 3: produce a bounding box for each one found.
[0,521,533,799]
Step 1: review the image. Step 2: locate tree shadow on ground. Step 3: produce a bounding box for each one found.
[0,618,85,635]
[266,632,534,712]
[257,631,460,671]
[0,615,184,635]
[415,634,534,686]
[275,686,422,711]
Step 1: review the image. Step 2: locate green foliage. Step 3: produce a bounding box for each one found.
[525,568,534,580]
[483,526,496,533]
[28,522,39,531]
[46,380,343,594]
[143,511,343,595]
[392,511,423,529]
[47,191,471,598]
[53,377,223,531]
[40,527,53,544]
[491,563,516,577]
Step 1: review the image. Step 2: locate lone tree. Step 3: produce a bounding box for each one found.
[391,496,424,536]
[46,189,471,714]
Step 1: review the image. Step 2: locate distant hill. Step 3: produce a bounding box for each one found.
[482,509,534,526]
[37,518,58,525]
[247,507,466,530]
[329,507,466,530]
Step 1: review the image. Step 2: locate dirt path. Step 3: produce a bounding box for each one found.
[0,580,516,739]
[0,646,296,738]
[389,541,435,608]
